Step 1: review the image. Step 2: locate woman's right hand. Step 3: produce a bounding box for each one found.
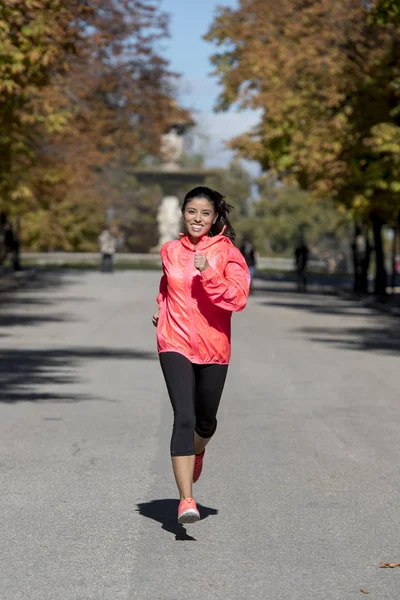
[152,308,161,327]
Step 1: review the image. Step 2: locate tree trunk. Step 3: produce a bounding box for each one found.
[391,210,400,292]
[390,226,397,292]
[371,214,387,296]
[352,222,370,294]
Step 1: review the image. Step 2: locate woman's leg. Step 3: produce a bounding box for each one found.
[159,352,196,499]
[171,456,195,500]
[194,363,229,455]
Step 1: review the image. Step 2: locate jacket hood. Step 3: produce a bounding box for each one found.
[179,226,231,251]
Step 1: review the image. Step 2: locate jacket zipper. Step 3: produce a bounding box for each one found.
[184,250,200,361]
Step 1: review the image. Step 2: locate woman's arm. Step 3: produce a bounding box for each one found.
[153,255,168,327]
[156,268,167,309]
[200,248,250,312]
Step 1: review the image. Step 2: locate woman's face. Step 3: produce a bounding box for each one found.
[183,197,217,242]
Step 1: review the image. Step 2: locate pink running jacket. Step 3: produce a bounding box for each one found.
[156,231,250,364]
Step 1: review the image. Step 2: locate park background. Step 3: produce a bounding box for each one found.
[2,4,400,598]
[1,0,400,295]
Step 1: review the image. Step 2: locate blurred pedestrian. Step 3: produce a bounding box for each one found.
[335,252,348,274]
[0,212,20,271]
[240,236,257,294]
[294,237,309,292]
[98,225,116,273]
[152,186,250,524]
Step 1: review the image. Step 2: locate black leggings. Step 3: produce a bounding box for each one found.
[159,352,228,456]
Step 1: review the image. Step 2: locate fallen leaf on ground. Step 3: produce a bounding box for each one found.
[379,562,400,568]
[360,589,369,594]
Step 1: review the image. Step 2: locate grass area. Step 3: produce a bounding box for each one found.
[21,260,162,271]
[19,263,352,279]
[6,259,352,279]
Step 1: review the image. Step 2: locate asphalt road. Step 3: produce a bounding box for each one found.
[0,270,399,600]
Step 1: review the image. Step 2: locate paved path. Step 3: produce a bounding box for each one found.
[0,271,399,600]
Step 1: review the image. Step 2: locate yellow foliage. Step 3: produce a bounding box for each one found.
[0,0,189,250]
[10,185,34,201]
[206,0,400,222]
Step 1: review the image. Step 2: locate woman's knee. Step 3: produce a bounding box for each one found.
[195,418,217,439]
[171,415,196,455]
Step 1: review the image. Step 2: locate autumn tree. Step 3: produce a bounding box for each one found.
[1,1,188,251]
[206,0,400,293]
[251,181,347,258]
[373,0,400,23]
[207,162,345,257]
[0,1,77,216]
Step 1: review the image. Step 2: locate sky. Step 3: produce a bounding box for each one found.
[159,0,261,172]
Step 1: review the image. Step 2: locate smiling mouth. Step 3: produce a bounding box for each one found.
[191,225,203,231]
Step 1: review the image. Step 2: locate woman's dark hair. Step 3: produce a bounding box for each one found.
[181,186,236,241]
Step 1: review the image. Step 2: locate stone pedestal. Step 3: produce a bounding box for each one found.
[156,196,181,247]
[132,120,223,250]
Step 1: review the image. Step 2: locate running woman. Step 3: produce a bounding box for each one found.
[152,186,250,524]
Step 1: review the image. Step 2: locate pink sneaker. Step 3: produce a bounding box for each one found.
[193,449,205,483]
[178,498,200,524]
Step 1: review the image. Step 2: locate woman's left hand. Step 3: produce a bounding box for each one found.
[152,308,160,327]
[194,253,209,272]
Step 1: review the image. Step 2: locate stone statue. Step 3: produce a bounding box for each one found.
[160,126,184,169]
[156,196,182,247]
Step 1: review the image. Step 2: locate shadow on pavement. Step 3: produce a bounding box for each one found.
[254,272,350,297]
[0,312,71,328]
[255,278,400,354]
[0,270,89,332]
[297,324,400,354]
[0,268,84,293]
[136,499,218,542]
[0,347,158,403]
[0,269,159,403]
[260,298,370,317]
